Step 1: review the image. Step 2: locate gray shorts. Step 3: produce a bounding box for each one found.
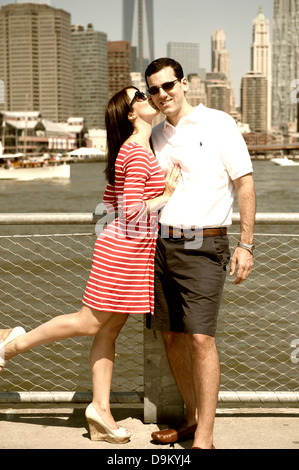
[146,232,231,337]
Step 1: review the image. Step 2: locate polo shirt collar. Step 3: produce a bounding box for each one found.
[163,104,204,130]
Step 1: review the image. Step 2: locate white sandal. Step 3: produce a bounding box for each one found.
[0,327,26,369]
[85,403,131,443]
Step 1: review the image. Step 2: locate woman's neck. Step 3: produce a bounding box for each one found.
[126,122,153,151]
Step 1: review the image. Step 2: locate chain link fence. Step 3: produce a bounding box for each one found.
[0,214,299,405]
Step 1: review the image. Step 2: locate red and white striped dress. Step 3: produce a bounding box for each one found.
[82,143,165,315]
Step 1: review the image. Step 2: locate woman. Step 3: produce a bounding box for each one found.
[0,86,181,444]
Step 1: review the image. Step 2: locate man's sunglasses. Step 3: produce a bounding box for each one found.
[147,79,179,96]
[129,90,147,107]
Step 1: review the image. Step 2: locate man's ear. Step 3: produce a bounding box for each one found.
[181,77,189,92]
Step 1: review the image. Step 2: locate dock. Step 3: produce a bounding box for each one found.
[1,404,299,450]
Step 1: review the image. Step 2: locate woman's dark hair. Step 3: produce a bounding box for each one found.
[104,86,139,185]
[145,57,185,86]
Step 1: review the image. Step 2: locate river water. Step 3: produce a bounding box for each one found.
[1,160,299,394]
[1,160,299,216]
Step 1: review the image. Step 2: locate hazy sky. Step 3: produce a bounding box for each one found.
[0,0,274,105]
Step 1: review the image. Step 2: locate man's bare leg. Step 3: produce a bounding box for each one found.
[162,331,197,426]
[186,334,220,449]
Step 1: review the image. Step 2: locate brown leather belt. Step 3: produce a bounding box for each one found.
[160,225,227,238]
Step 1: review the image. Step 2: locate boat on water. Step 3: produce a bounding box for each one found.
[0,152,70,181]
[270,156,299,167]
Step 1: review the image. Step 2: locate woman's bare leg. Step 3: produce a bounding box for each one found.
[1,307,130,431]
[89,312,129,430]
[2,306,120,364]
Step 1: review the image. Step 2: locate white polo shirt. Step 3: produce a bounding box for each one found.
[152,104,253,229]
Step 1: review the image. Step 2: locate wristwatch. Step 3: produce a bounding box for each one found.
[237,241,255,255]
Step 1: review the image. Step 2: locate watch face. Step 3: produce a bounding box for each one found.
[238,242,255,253]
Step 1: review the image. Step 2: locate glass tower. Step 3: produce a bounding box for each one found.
[122,0,154,73]
[0,3,73,121]
[72,25,108,129]
[167,42,200,77]
[272,0,299,130]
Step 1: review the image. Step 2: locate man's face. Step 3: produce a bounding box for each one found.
[147,67,188,119]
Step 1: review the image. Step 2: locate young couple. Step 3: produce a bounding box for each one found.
[0,58,256,449]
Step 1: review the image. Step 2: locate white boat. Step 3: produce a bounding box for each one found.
[0,141,69,181]
[0,162,70,181]
[270,156,299,167]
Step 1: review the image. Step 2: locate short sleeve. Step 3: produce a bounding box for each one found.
[220,114,253,180]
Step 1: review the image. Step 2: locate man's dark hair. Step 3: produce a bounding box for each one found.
[145,58,185,85]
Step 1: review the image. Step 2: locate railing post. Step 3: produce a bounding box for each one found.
[143,323,184,424]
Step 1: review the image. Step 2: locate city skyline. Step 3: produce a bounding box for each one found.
[0,0,274,105]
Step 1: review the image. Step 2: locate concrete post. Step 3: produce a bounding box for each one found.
[143,325,184,424]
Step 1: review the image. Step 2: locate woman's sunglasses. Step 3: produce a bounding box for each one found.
[147,79,179,96]
[129,90,147,107]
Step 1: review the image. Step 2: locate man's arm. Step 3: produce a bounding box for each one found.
[230,173,256,285]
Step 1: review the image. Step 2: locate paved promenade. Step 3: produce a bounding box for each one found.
[1,404,299,450]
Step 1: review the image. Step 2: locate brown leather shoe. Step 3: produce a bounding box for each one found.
[151,420,197,444]
[192,445,215,449]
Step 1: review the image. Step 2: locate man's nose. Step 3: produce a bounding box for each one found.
[157,87,168,98]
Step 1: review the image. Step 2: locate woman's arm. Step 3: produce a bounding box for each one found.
[122,150,180,223]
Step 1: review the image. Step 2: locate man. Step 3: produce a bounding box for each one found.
[145,58,256,449]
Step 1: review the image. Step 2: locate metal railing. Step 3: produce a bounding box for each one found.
[0,213,299,406]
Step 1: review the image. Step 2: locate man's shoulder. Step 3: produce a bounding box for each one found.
[198,104,234,123]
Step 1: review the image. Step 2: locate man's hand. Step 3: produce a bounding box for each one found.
[229,247,254,285]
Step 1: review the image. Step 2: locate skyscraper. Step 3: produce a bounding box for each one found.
[210,29,236,115]
[0,3,73,122]
[72,24,108,129]
[167,42,200,77]
[272,0,299,130]
[211,29,228,77]
[251,5,271,130]
[206,81,231,115]
[108,41,132,98]
[241,71,268,132]
[123,0,154,74]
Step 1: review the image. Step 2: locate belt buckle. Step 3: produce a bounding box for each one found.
[173,227,182,238]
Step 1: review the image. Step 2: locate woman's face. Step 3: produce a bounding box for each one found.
[126,88,160,122]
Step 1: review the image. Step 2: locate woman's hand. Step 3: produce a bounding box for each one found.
[146,164,181,215]
[163,164,181,199]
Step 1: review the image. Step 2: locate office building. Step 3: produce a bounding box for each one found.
[72,24,108,129]
[206,80,231,115]
[0,3,73,122]
[241,71,268,132]
[210,29,236,115]
[123,0,154,74]
[167,42,200,77]
[108,41,132,98]
[251,6,272,130]
[211,29,230,79]
[186,74,207,107]
[272,0,299,130]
